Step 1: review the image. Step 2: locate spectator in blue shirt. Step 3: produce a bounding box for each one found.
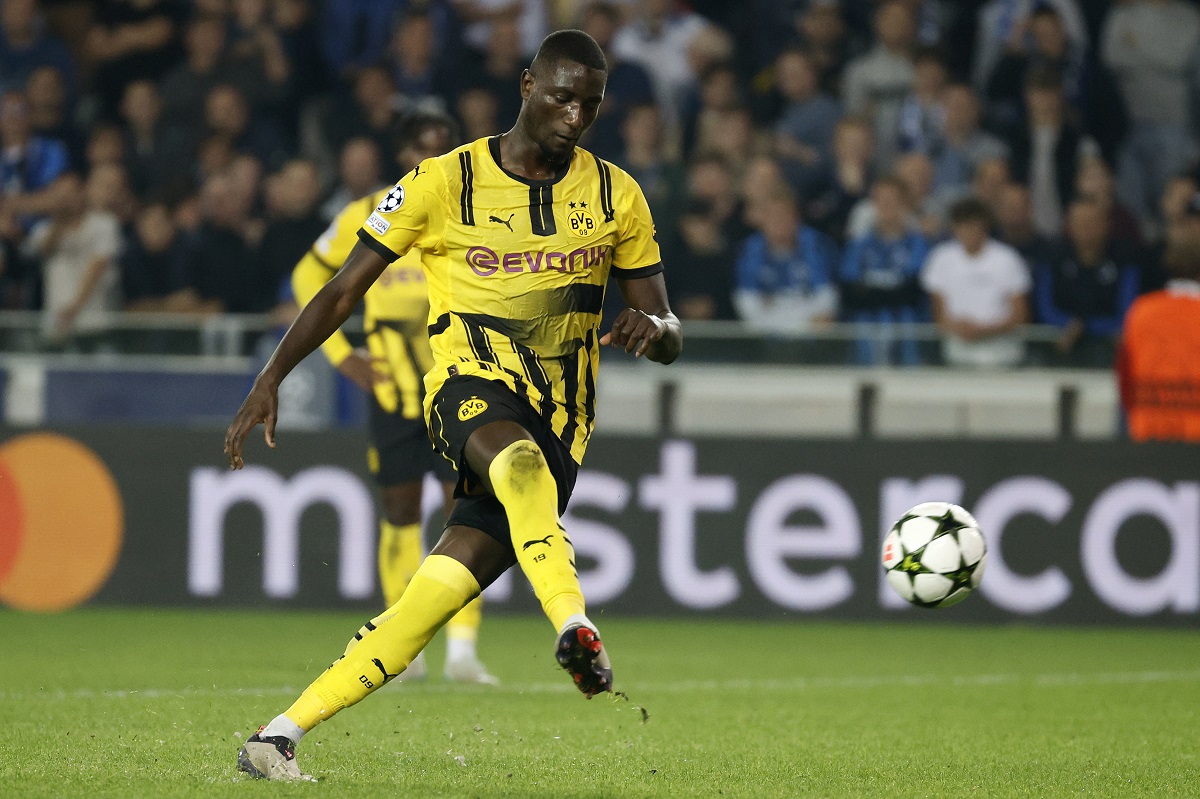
[0,88,68,227]
[1035,197,1140,366]
[735,184,839,334]
[840,175,929,364]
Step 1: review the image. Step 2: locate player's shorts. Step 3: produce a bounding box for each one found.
[367,392,457,486]
[427,374,579,550]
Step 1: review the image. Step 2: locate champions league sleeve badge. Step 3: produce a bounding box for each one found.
[376,185,405,214]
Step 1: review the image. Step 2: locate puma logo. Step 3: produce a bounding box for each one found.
[522,535,553,551]
[372,658,400,685]
[489,213,515,232]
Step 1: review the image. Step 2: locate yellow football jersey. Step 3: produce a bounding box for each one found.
[292,190,433,419]
[357,136,663,463]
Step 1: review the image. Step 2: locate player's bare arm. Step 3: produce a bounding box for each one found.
[223,241,389,469]
[601,272,682,363]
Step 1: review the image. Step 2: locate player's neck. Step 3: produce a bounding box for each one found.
[496,129,568,182]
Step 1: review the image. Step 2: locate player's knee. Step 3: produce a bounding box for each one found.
[491,440,549,491]
[380,487,421,526]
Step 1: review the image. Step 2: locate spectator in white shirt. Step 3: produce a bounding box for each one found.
[922,196,1031,367]
[23,171,123,347]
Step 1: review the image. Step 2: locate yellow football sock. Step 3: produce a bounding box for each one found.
[445,596,483,641]
[487,440,585,631]
[377,520,423,607]
[281,554,480,732]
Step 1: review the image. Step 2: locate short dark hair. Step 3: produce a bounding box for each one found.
[530,29,607,75]
[394,111,459,153]
[948,196,993,227]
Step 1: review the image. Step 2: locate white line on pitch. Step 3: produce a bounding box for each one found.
[5,669,1200,702]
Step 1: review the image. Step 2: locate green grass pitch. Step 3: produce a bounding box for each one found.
[1,609,1198,798]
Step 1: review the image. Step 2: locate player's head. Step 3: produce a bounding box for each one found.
[394,111,458,172]
[519,29,608,165]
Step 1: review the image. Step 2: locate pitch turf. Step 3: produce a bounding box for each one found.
[1,610,1198,798]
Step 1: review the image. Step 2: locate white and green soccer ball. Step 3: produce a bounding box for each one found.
[882,502,987,608]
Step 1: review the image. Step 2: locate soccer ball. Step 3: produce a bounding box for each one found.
[881,502,987,608]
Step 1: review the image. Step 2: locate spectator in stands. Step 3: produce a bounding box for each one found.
[119,79,191,201]
[454,85,499,145]
[1006,67,1086,240]
[83,120,126,171]
[1140,176,1200,292]
[704,105,759,181]
[121,201,195,313]
[970,156,1012,218]
[840,175,929,365]
[805,115,873,242]
[611,0,711,123]
[791,0,849,95]
[734,183,839,334]
[323,65,401,166]
[453,0,547,60]
[22,171,122,347]
[846,149,941,240]
[24,65,81,168]
[682,61,742,161]
[85,0,183,119]
[0,88,68,224]
[319,0,401,80]
[0,0,77,96]
[973,0,1088,91]
[894,45,948,158]
[462,14,525,129]
[272,0,324,109]
[662,197,736,321]
[995,181,1054,269]
[86,161,136,227]
[1073,156,1141,251]
[1117,223,1200,442]
[922,196,1031,368]
[320,137,382,221]
[387,9,451,116]
[1036,197,1139,366]
[181,171,262,313]
[257,158,324,306]
[578,0,654,163]
[615,103,684,242]
[224,0,293,120]
[926,83,1009,202]
[159,14,228,132]
[202,83,288,170]
[985,5,1126,163]
[772,48,840,185]
[687,151,749,244]
[842,0,916,167]
[1102,0,1200,228]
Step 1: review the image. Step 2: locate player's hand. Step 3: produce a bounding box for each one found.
[224,377,278,470]
[601,309,666,358]
[337,349,387,392]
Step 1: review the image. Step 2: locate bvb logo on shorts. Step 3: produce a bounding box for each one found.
[458,396,488,421]
[567,208,597,238]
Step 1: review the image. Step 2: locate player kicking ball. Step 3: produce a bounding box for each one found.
[223,29,682,781]
[291,112,497,686]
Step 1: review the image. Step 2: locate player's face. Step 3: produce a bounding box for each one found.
[521,61,606,164]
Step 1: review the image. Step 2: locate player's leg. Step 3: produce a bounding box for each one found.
[238,524,512,781]
[435,465,497,683]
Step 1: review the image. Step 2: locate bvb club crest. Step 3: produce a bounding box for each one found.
[567,204,597,238]
[458,397,488,421]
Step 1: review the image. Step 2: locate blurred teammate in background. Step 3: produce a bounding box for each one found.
[225,30,682,781]
[291,112,497,686]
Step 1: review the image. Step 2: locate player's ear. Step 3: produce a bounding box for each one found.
[519,69,534,101]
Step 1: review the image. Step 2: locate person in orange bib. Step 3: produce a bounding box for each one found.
[1116,223,1200,442]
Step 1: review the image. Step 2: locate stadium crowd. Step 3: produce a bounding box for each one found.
[1,0,1198,367]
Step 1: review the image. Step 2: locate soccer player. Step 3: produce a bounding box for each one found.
[290,112,497,685]
[224,30,682,781]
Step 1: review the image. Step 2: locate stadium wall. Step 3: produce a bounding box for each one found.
[0,427,1195,624]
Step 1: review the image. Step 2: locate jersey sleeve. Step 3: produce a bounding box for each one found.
[611,170,663,278]
[357,158,448,263]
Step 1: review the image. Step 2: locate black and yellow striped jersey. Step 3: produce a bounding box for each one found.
[292,189,433,420]
[357,135,662,463]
